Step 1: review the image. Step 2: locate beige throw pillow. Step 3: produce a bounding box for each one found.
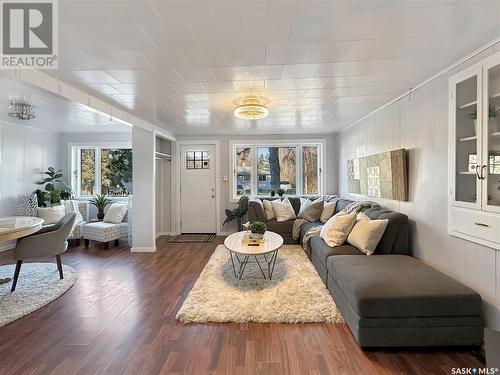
[320,200,337,223]
[347,215,389,255]
[103,203,128,224]
[37,205,66,225]
[320,211,357,247]
[262,200,275,220]
[271,198,296,222]
[298,197,323,222]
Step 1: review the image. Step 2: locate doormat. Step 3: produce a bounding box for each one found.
[169,234,216,243]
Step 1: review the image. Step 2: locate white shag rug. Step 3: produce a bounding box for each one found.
[176,245,343,324]
[0,262,77,327]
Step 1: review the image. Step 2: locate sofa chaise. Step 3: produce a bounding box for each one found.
[248,196,483,347]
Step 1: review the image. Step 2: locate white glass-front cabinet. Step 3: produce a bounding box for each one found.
[449,52,500,249]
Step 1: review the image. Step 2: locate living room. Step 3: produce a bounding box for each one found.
[0,1,500,374]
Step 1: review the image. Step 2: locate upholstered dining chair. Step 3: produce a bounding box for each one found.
[11,212,76,292]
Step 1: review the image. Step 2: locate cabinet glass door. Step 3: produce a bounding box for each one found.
[453,72,481,206]
[483,62,500,211]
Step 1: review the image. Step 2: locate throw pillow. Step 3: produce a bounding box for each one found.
[61,200,84,224]
[37,205,66,225]
[320,211,357,247]
[103,203,128,224]
[262,199,275,220]
[347,216,389,255]
[320,200,337,223]
[298,197,323,222]
[271,197,296,222]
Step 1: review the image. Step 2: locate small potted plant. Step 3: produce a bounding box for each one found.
[249,221,266,239]
[90,194,111,220]
[270,190,276,197]
[277,188,285,197]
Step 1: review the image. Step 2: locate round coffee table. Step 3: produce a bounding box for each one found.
[224,231,283,280]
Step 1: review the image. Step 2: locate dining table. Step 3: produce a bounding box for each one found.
[0,216,44,285]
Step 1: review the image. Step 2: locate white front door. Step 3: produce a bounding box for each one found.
[180,144,216,233]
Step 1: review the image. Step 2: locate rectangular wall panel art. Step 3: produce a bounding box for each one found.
[347,148,408,201]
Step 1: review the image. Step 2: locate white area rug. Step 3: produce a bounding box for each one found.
[0,263,77,327]
[176,245,343,324]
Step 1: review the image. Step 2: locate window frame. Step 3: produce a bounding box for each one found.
[69,142,132,199]
[229,139,326,201]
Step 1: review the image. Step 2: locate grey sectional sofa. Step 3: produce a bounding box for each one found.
[248,196,484,347]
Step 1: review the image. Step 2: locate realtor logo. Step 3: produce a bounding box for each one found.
[1,0,58,69]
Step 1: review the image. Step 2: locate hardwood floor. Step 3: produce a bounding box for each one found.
[0,237,483,375]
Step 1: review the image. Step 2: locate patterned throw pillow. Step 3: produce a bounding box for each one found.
[271,197,297,222]
[320,200,337,223]
[347,214,388,255]
[319,211,357,247]
[298,197,323,222]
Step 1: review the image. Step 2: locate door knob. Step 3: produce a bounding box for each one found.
[211,195,215,198]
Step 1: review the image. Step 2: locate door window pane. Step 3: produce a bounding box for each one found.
[303,146,319,195]
[101,149,133,196]
[80,149,95,196]
[236,148,251,195]
[186,150,210,169]
[257,147,296,195]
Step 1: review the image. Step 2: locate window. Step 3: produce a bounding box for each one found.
[186,151,210,169]
[257,146,296,195]
[231,141,323,200]
[236,147,251,196]
[72,145,132,197]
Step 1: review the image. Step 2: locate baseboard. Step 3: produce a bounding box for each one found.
[130,246,157,253]
[0,241,15,252]
[156,232,175,238]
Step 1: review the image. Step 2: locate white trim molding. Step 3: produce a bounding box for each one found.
[130,246,157,253]
[175,140,221,235]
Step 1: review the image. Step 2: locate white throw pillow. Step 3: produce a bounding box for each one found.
[347,215,388,255]
[103,203,128,224]
[320,200,337,223]
[61,200,84,223]
[262,200,275,220]
[320,211,357,247]
[271,198,296,222]
[37,205,66,225]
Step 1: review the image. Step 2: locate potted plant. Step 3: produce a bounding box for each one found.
[35,167,72,207]
[277,188,285,197]
[249,221,266,239]
[270,190,276,197]
[90,194,111,220]
[223,196,249,231]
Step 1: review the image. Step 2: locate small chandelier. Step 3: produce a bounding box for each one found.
[234,97,268,120]
[8,100,36,120]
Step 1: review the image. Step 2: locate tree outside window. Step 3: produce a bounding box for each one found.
[101,149,133,196]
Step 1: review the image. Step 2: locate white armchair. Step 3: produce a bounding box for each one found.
[82,199,132,249]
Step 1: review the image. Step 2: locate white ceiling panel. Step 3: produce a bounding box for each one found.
[35,0,500,135]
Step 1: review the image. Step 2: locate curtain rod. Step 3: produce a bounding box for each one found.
[341,36,500,132]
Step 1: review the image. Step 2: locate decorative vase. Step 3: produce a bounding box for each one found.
[250,232,264,240]
[97,208,105,220]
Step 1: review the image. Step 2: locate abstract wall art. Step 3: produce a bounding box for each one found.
[347,148,408,201]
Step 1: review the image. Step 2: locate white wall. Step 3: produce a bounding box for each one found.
[131,126,156,251]
[175,133,338,234]
[338,44,500,331]
[0,120,61,250]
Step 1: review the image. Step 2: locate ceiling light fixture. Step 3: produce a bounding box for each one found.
[234,97,268,120]
[8,100,35,120]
